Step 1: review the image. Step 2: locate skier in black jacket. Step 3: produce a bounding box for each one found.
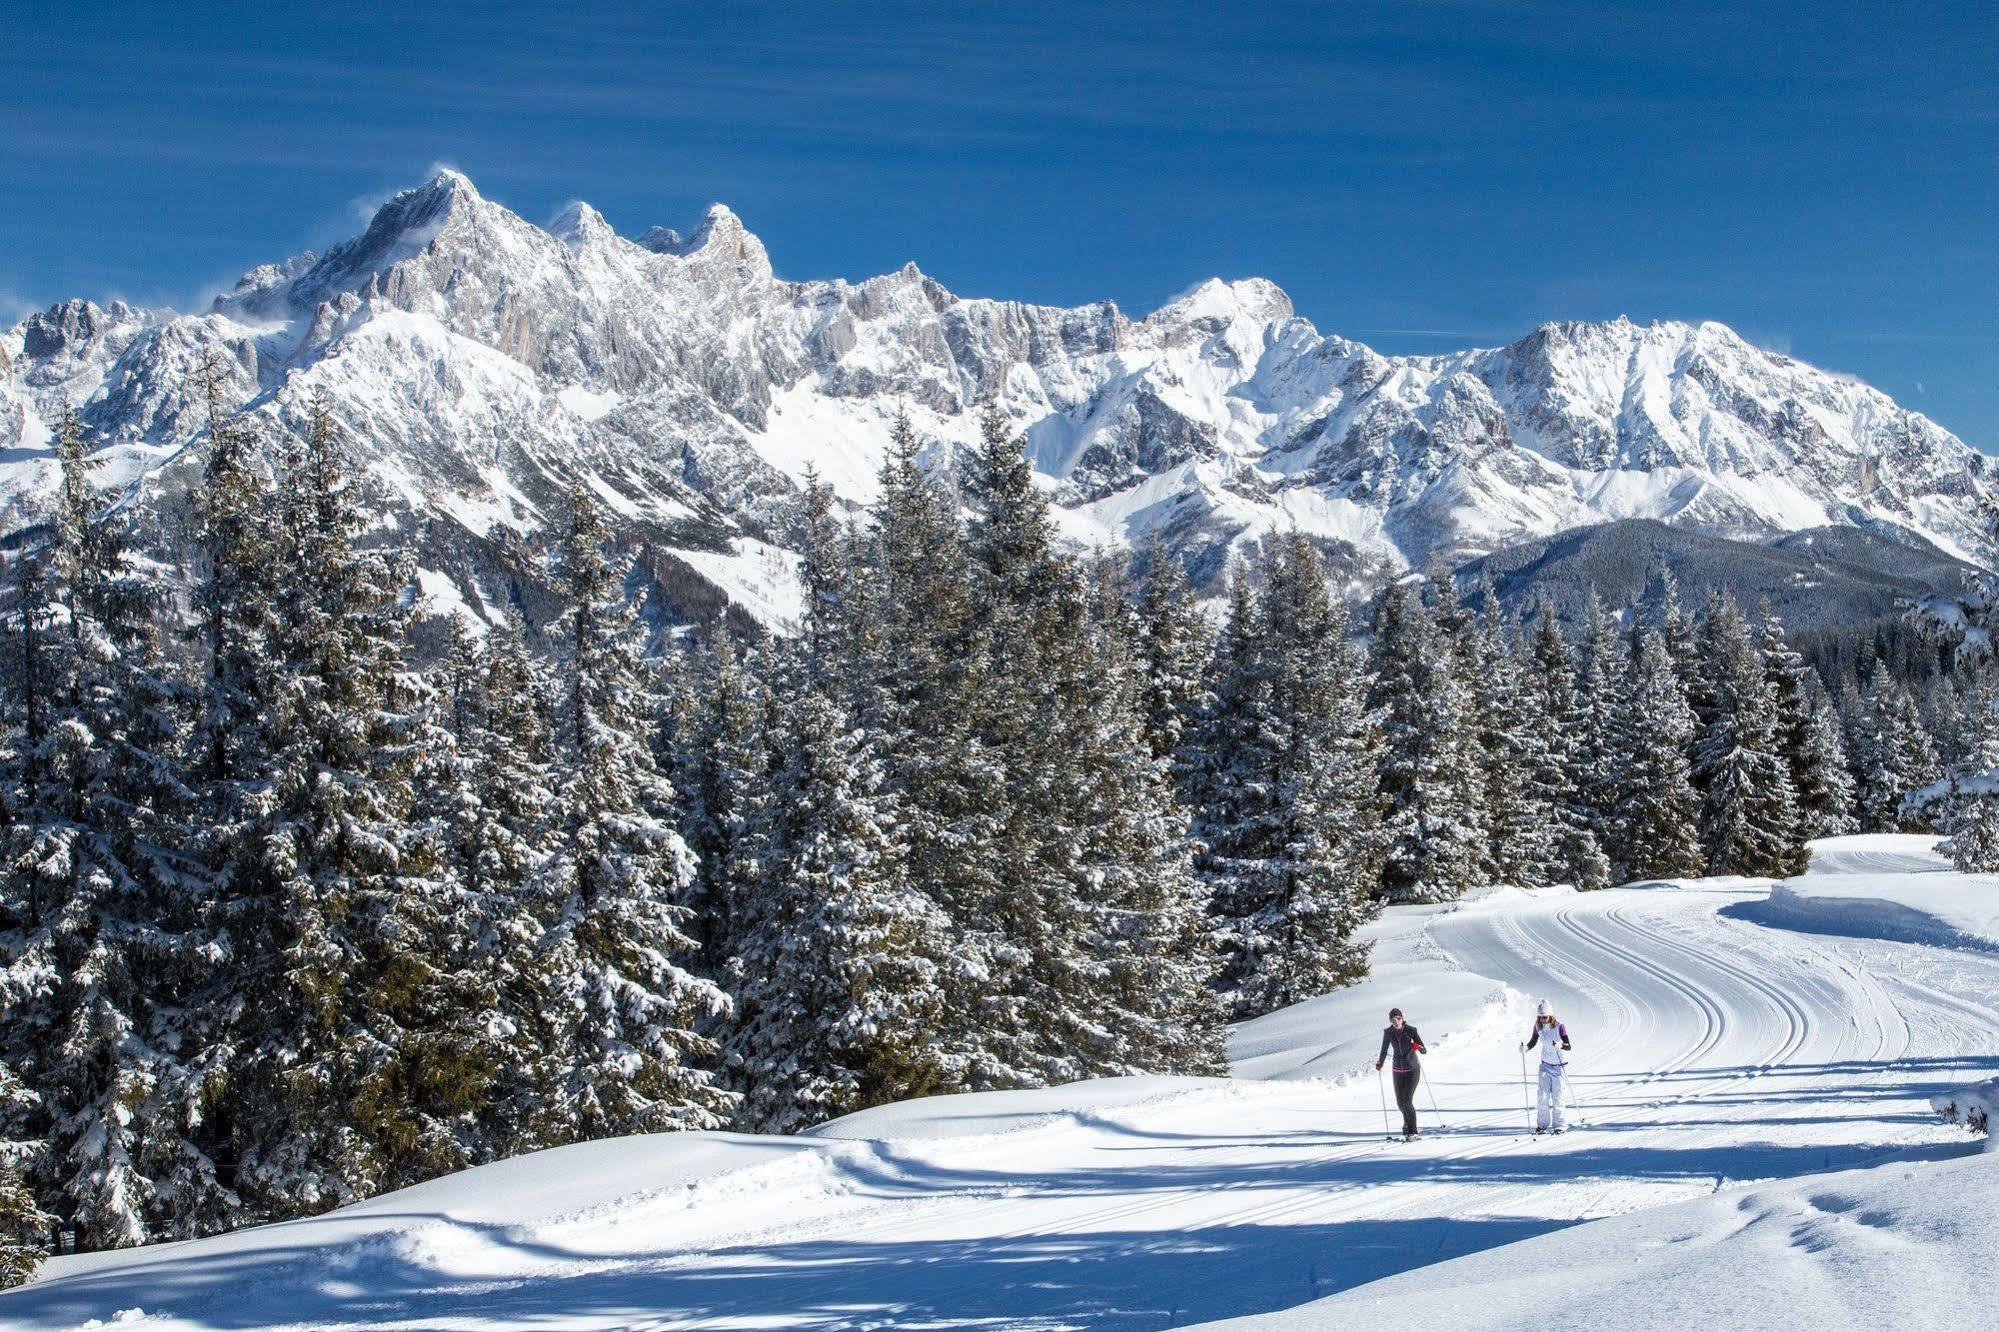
[1375,1008,1427,1138]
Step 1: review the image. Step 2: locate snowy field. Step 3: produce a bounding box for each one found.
[5,835,1995,1331]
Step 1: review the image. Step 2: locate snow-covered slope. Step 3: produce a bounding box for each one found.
[2,171,1990,624]
[1193,1151,1999,1332]
[5,837,1994,1330]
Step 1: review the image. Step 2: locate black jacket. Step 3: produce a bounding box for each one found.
[1378,1025,1425,1072]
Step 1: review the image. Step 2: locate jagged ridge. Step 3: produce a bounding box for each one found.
[2,169,1989,626]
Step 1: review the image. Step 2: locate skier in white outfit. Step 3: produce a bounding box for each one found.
[1525,999,1572,1133]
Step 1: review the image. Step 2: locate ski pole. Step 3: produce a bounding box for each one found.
[1422,1067,1447,1130]
[1520,1044,1532,1130]
[1376,1065,1392,1137]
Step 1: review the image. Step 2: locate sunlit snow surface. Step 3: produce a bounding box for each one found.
[4,837,1994,1331]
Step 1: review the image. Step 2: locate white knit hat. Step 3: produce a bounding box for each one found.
[1536,998,1550,1017]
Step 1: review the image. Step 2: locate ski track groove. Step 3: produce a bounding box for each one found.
[662,892,1868,1331]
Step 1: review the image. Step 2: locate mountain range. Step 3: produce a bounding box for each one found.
[3,168,1990,628]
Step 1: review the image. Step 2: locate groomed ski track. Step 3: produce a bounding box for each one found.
[6,838,1996,1330]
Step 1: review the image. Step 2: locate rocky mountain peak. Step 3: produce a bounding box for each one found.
[1,168,1988,629]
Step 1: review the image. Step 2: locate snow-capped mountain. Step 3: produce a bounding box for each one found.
[2,169,1989,626]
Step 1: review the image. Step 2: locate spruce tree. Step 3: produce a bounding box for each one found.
[1571,597,1632,872]
[1472,592,1553,885]
[1190,541,1380,1015]
[1526,613,1611,890]
[1760,609,1855,844]
[863,413,1005,1087]
[0,415,224,1248]
[1135,535,1214,771]
[430,618,559,1157]
[221,402,495,1212]
[1930,678,1999,870]
[1618,631,1704,878]
[0,1060,49,1288]
[1693,597,1802,875]
[724,658,953,1132]
[961,406,1225,1077]
[1852,660,1939,831]
[1370,579,1485,902]
[537,485,729,1137]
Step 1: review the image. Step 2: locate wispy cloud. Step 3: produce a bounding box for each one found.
[0,288,35,323]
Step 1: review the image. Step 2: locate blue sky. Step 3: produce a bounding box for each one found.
[4,1,1994,446]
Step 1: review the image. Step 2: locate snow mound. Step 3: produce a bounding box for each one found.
[1933,1077,1997,1148]
[1191,1152,1999,1332]
[1729,837,1999,953]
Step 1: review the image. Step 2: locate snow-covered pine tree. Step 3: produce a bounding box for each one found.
[1431,576,1497,883]
[1851,659,1940,832]
[1571,597,1633,875]
[1072,558,1230,1072]
[960,405,1224,1078]
[1656,565,1699,683]
[723,653,955,1132]
[221,401,496,1211]
[1921,675,1999,870]
[173,358,287,1231]
[1526,613,1610,891]
[0,1060,49,1288]
[1472,589,1552,885]
[0,414,227,1249]
[1369,578,1485,903]
[1187,565,1281,1009]
[1798,693,1859,840]
[1692,596,1802,875]
[1896,544,1999,858]
[1759,608,1855,846]
[537,484,730,1139]
[674,631,770,976]
[430,617,560,1158]
[1135,535,1215,772]
[1617,630,1704,878]
[1248,533,1381,1005]
[1188,541,1382,1016]
[861,413,1003,1088]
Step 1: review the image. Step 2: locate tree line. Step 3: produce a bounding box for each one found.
[0,378,1978,1274]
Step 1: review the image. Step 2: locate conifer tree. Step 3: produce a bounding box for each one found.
[537,485,730,1137]
[1471,592,1552,885]
[863,413,1005,1087]
[961,406,1225,1076]
[1190,541,1379,1014]
[1526,613,1611,890]
[1571,597,1631,870]
[220,402,495,1212]
[1618,631,1704,878]
[0,415,226,1248]
[723,656,953,1132]
[1370,579,1485,902]
[431,618,558,1156]
[1135,535,1214,771]
[1925,677,1999,870]
[675,632,770,974]
[1693,597,1802,875]
[1759,609,1855,844]
[0,1060,49,1288]
[1852,659,1939,832]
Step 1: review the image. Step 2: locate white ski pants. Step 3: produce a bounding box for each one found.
[1537,1062,1567,1131]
